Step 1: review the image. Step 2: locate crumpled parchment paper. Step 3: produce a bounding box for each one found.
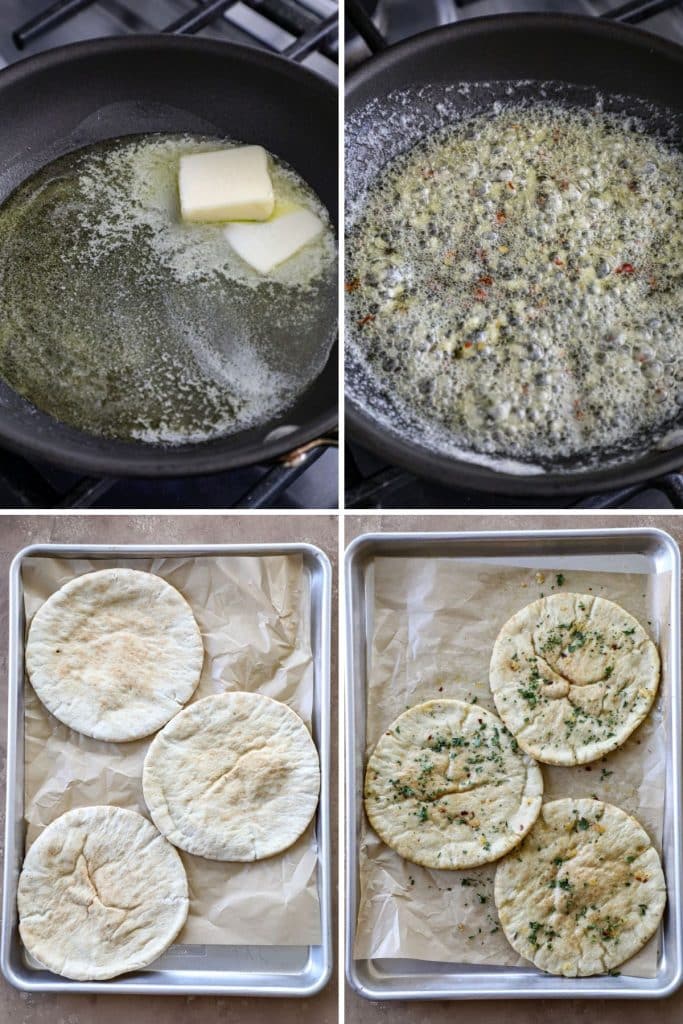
[22,553,321,948]
[354,557,670,977]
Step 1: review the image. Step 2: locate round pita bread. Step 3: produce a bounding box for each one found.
[364,699,543,870]
[489,593,659,765]
[142,691,320,861]
[26,568,204,742]
[494,798,666,977]
[18,805,188,981]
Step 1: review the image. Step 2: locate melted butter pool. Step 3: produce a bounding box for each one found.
[346,103,683,468]
[0,134,336,443]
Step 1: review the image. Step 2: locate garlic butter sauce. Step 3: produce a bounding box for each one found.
[346,103,683,468]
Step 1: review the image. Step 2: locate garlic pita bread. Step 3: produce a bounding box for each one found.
[142,691,320,861]
[490,593,659,765]
[26,568,204,742]
[364,699,543,870]
[494,797,666,977]
[18,805,188,981]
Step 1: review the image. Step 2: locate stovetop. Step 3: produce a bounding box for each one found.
[346,444,683,509]
[345,0,683,510]
[352,0,683,50]
[0,0,338,79]
[0,0,338,509]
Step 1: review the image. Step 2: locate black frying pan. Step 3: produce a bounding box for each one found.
[0,34,337,477]
[345,12,683,498]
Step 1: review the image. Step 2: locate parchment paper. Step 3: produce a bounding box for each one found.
[354,557,670,978]
[22,553,321,949]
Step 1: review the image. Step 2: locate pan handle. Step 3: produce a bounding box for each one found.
[346,0,389,55]
[235,438,338,509]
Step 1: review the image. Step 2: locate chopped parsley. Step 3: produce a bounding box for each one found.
[568,630,586,652]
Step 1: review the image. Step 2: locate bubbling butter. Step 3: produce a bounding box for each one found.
[346,102,683,468]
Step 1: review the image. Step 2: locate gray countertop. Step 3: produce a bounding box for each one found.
[344,512,683,1024]
[0,513,338,1024]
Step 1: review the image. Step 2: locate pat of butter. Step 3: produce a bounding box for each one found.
[224,208,324,274]
[178,146,274,223]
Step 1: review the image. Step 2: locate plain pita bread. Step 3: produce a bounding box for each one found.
[26,568,204,741]
[18,805,188,981]
[142,691,320,861]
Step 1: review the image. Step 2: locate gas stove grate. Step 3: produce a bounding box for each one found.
[452,0,682,19]
[13,0,338,64]
[345,448,683,510]
[0,440,338,509]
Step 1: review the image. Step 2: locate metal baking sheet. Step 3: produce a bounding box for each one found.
[2,543,332,997]
[345,528,682,1000]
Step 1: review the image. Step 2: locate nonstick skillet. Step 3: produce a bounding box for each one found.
[0,33,337,478]
[345,12,683,499]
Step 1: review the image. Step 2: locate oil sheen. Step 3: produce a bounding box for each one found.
[0,134,336,443]
[346,104,683,468]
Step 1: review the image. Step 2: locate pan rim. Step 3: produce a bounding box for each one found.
[346,12,683,94]
[2,31,337,93]
[0,32,338,478]
[0,399,338,478]
[345,11,683,498]
[345,399,683,498]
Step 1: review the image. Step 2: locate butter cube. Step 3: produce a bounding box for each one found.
[178,145,274,223]
[224,208,324,275]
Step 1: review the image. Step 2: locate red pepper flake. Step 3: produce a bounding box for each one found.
[479,275,493,286]
[463,340,474,350]
[357,314,375,327]
[615,263,635,275]
[473,287,488,300]
[495,210,506,224]
[506,181,516,190]
[422,167,435,180]
[345,277,360,293]
[553,257,565,267]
